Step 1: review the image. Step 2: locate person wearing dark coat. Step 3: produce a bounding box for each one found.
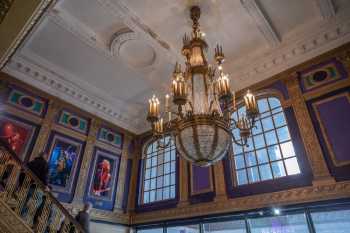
[27,151,49,185]
[75,202,92,233]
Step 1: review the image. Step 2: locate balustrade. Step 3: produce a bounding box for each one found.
[0,140,85,233]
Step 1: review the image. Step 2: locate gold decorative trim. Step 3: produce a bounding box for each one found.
[312,92,350,167]
[286,75,333,181]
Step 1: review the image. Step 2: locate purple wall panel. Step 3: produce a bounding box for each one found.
[191,165,211,193]
[316,95,350,163]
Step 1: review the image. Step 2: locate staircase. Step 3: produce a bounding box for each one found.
[0,140,85,233]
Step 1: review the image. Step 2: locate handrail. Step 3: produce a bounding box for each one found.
[0,139,85,233]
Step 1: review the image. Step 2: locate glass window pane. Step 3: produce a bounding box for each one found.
[170,185,176,198]
[261,117,274,131]
[276,126,291,142]
[150,178,156,190]
[164,163,170,174]
[285,157,301,175]
[256,148,269,164]
[246,152,257,166]
[163,174,170,186]
[311,209,350,233]
[233,144,243,155]
[164,151,171,162]
[247,167,260,183]
[249,213,309,233]
[252,120,263,135]
[144,180,150,191]
[264,130,278,146]
[259,164,273,181]
[138,228,163,233]
[149,190,155,202]
[203,220,247,233]
[156,189,162,201]
[146,159,151,168]
[258,98,269,113]
[145,169,151,179]
[163,187,170,199]
[244,138,254,152]
[151,167,157,178]
[170,173,176,185]
[280,141,295,158]
[268,145,282,161]
[152,156,157,167]
[157,165,164,175]
[143,192,149,204]
[232,128,241,140]
[271,161,286,178]
[268,97,281,109]
[273,112,286,128]
[253,134,265,149]
[234,154,245,169]
[271,106,283,114]
[167,225,200,233]
[157,177,163,188]
[236,169,248,185]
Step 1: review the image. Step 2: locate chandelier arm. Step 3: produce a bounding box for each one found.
[229,130,248,146]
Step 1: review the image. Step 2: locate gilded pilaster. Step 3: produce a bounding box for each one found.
[30,100,60,160]
[178,157,189,206]
[286,75,334,184]
[114,134,132,210]
[73,118,101,203]
[213,161,227,202]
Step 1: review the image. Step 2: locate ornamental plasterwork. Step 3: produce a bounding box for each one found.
[131,180,350,224]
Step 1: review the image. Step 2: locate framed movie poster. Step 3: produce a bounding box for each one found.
[84,147,121,210]
[0,113,39,161]
[45,131,85,202]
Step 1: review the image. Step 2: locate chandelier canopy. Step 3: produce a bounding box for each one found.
[146,6,259,166]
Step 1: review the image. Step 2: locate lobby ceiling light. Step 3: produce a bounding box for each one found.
[146,6,259,166]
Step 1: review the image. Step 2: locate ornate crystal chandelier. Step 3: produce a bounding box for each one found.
[146,6,259,166]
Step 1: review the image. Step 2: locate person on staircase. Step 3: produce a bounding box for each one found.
[75,202,92,233]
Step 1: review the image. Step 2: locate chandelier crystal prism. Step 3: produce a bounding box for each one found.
[146,6,259,167]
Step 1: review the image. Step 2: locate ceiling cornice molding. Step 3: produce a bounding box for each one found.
[4,54,145,134]
[228,15,350,90]
[315,0,336,20]
[240,0,281,47]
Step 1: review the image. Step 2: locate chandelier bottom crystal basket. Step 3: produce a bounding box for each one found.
[146,6,259,167]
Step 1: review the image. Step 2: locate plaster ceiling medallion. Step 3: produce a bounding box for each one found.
[110,28,156,69]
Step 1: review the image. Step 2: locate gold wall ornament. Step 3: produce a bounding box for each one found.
[145,6,260,166]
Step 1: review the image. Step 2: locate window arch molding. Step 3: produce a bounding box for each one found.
[224,90,312,197]
[137,136,178,208]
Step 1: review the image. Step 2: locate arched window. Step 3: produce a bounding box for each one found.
[140,136,177,204]
[231,96,301,186]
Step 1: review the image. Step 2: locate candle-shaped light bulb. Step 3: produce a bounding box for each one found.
[165,94,169,109]
[217,74,230,97]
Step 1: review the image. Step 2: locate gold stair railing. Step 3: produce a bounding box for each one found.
[0,139,85,233]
